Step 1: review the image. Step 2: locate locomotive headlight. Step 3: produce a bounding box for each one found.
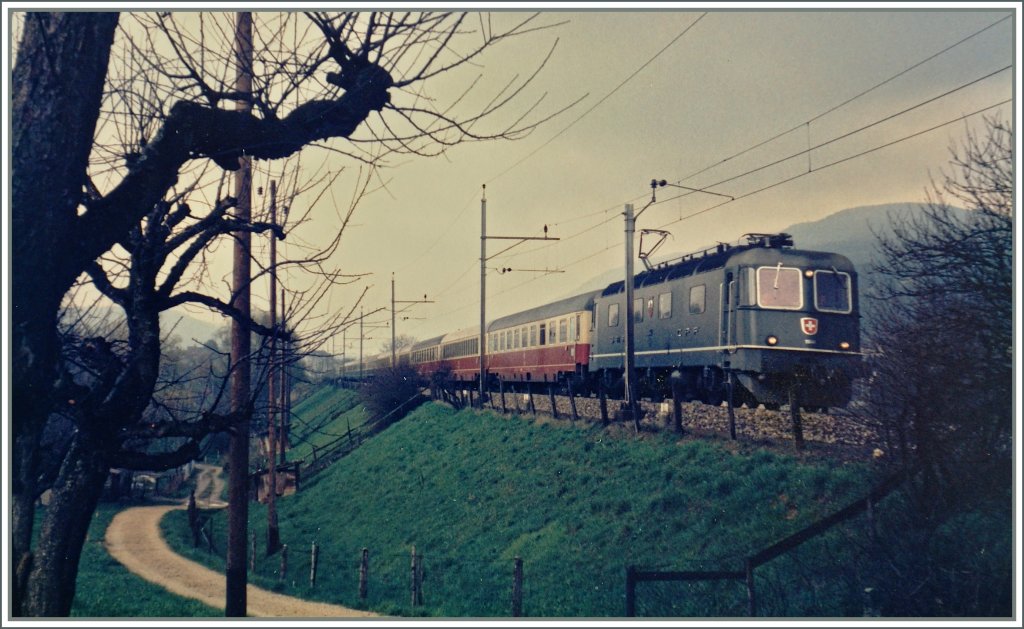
[766,335,779,346]
[804,269,814,278]
[839,341,851,350]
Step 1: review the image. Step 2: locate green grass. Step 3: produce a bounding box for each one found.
[284,386,367,464]
[71,502,220,617]
[164,402,891,617]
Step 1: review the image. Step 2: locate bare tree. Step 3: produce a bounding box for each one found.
[866,116,1013,511]
[11,10,573,616]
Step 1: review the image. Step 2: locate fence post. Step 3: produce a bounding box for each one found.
[280,544,288,582]
[625,565,636,617]
[512,556,523,617]
[727,371,737,440]
[599,380,609,424]
[512,384,520,412]
[548,384,559,419]
[745,558,757,616]
[310,541,319,588]
[250,530,256,573]
[788,387,805,451]
[500,379,507,413]
[359,548,369,601]
[469,388,476,408]
[866,495,877,543]
[528,389,537,415]
[567,379,579,421]
[410,546,419,607]
[671,382,683,434]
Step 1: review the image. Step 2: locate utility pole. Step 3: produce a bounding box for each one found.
[480,184,559,400]
[623,202,639,431]
[226,10,252,618]
[265,180,280,556]
[279,287,288,466]
[622,179,732,432]
[359,307,364,380]
[390,273,432,367]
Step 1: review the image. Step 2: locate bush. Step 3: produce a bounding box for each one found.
[358,365,426,429]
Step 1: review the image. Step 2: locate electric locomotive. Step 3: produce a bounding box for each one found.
[589,233,861,410]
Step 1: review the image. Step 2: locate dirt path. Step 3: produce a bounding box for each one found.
[104,465,376,618]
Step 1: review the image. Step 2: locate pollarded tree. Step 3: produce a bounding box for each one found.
[11,10,573,616]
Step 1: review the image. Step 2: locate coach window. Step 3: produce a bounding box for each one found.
[757,265,803,310]
[522,327,529,347]
[539,323,546,345]
[551,320,558,343]
[529,325,537,346]
[814,269,852,313]
[689,285,706,315]
[514,328,521,349]
[659,292,672,319]
[574,314,581,340]
[633,298,643,322]
[559,319,568,344]
[608,303,620,327]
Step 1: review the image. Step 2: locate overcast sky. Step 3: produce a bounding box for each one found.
[291,6,1015,356]
[5,4,1018,359]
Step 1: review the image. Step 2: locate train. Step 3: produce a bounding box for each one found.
[352,232,862,411]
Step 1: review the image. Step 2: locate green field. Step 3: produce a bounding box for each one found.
[163,400,903,617]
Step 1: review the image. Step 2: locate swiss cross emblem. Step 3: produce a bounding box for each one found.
[801,317,819,335]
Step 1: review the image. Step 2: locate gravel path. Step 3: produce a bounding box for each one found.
[104,465,376,618]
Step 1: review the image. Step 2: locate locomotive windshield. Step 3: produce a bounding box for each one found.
[814,269,852,313]
[756,265,803,309]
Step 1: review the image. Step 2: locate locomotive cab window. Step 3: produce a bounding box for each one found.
[757,265,803,310]
[814,270,852,313]
[633,298,643,322]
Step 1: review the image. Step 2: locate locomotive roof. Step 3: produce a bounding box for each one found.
[601,233,855,296]
[487,291,598,331]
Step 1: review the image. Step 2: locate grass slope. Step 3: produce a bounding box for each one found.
[284,386,366,464]
[166,402,884,617]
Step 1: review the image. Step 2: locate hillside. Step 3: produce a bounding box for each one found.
[166,402,891,617]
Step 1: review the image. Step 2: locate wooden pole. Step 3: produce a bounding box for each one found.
[567,379,579,421]
[511,556,523,617]
[500,379,507,413]
[266,180,281,555]
[310,541,319,588]
[599,379,609,424]
[249,530,256,573]
[548,384,559,419]
[672,381,683,434]
[745,558,757,616]
[625,565,636,617]
[280,544,288,582]
[359,548,369,601]
[789,387,805,451]
[225,10,253,618]
[528,388,536,415]
[727,371,737,440]
[410,546,419,607]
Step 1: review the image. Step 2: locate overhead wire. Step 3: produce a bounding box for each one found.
[395,13,708,278]
[401,15,1013,338]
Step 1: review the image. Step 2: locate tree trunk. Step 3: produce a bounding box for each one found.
[23,435,110,616]
[10,12,118,617]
